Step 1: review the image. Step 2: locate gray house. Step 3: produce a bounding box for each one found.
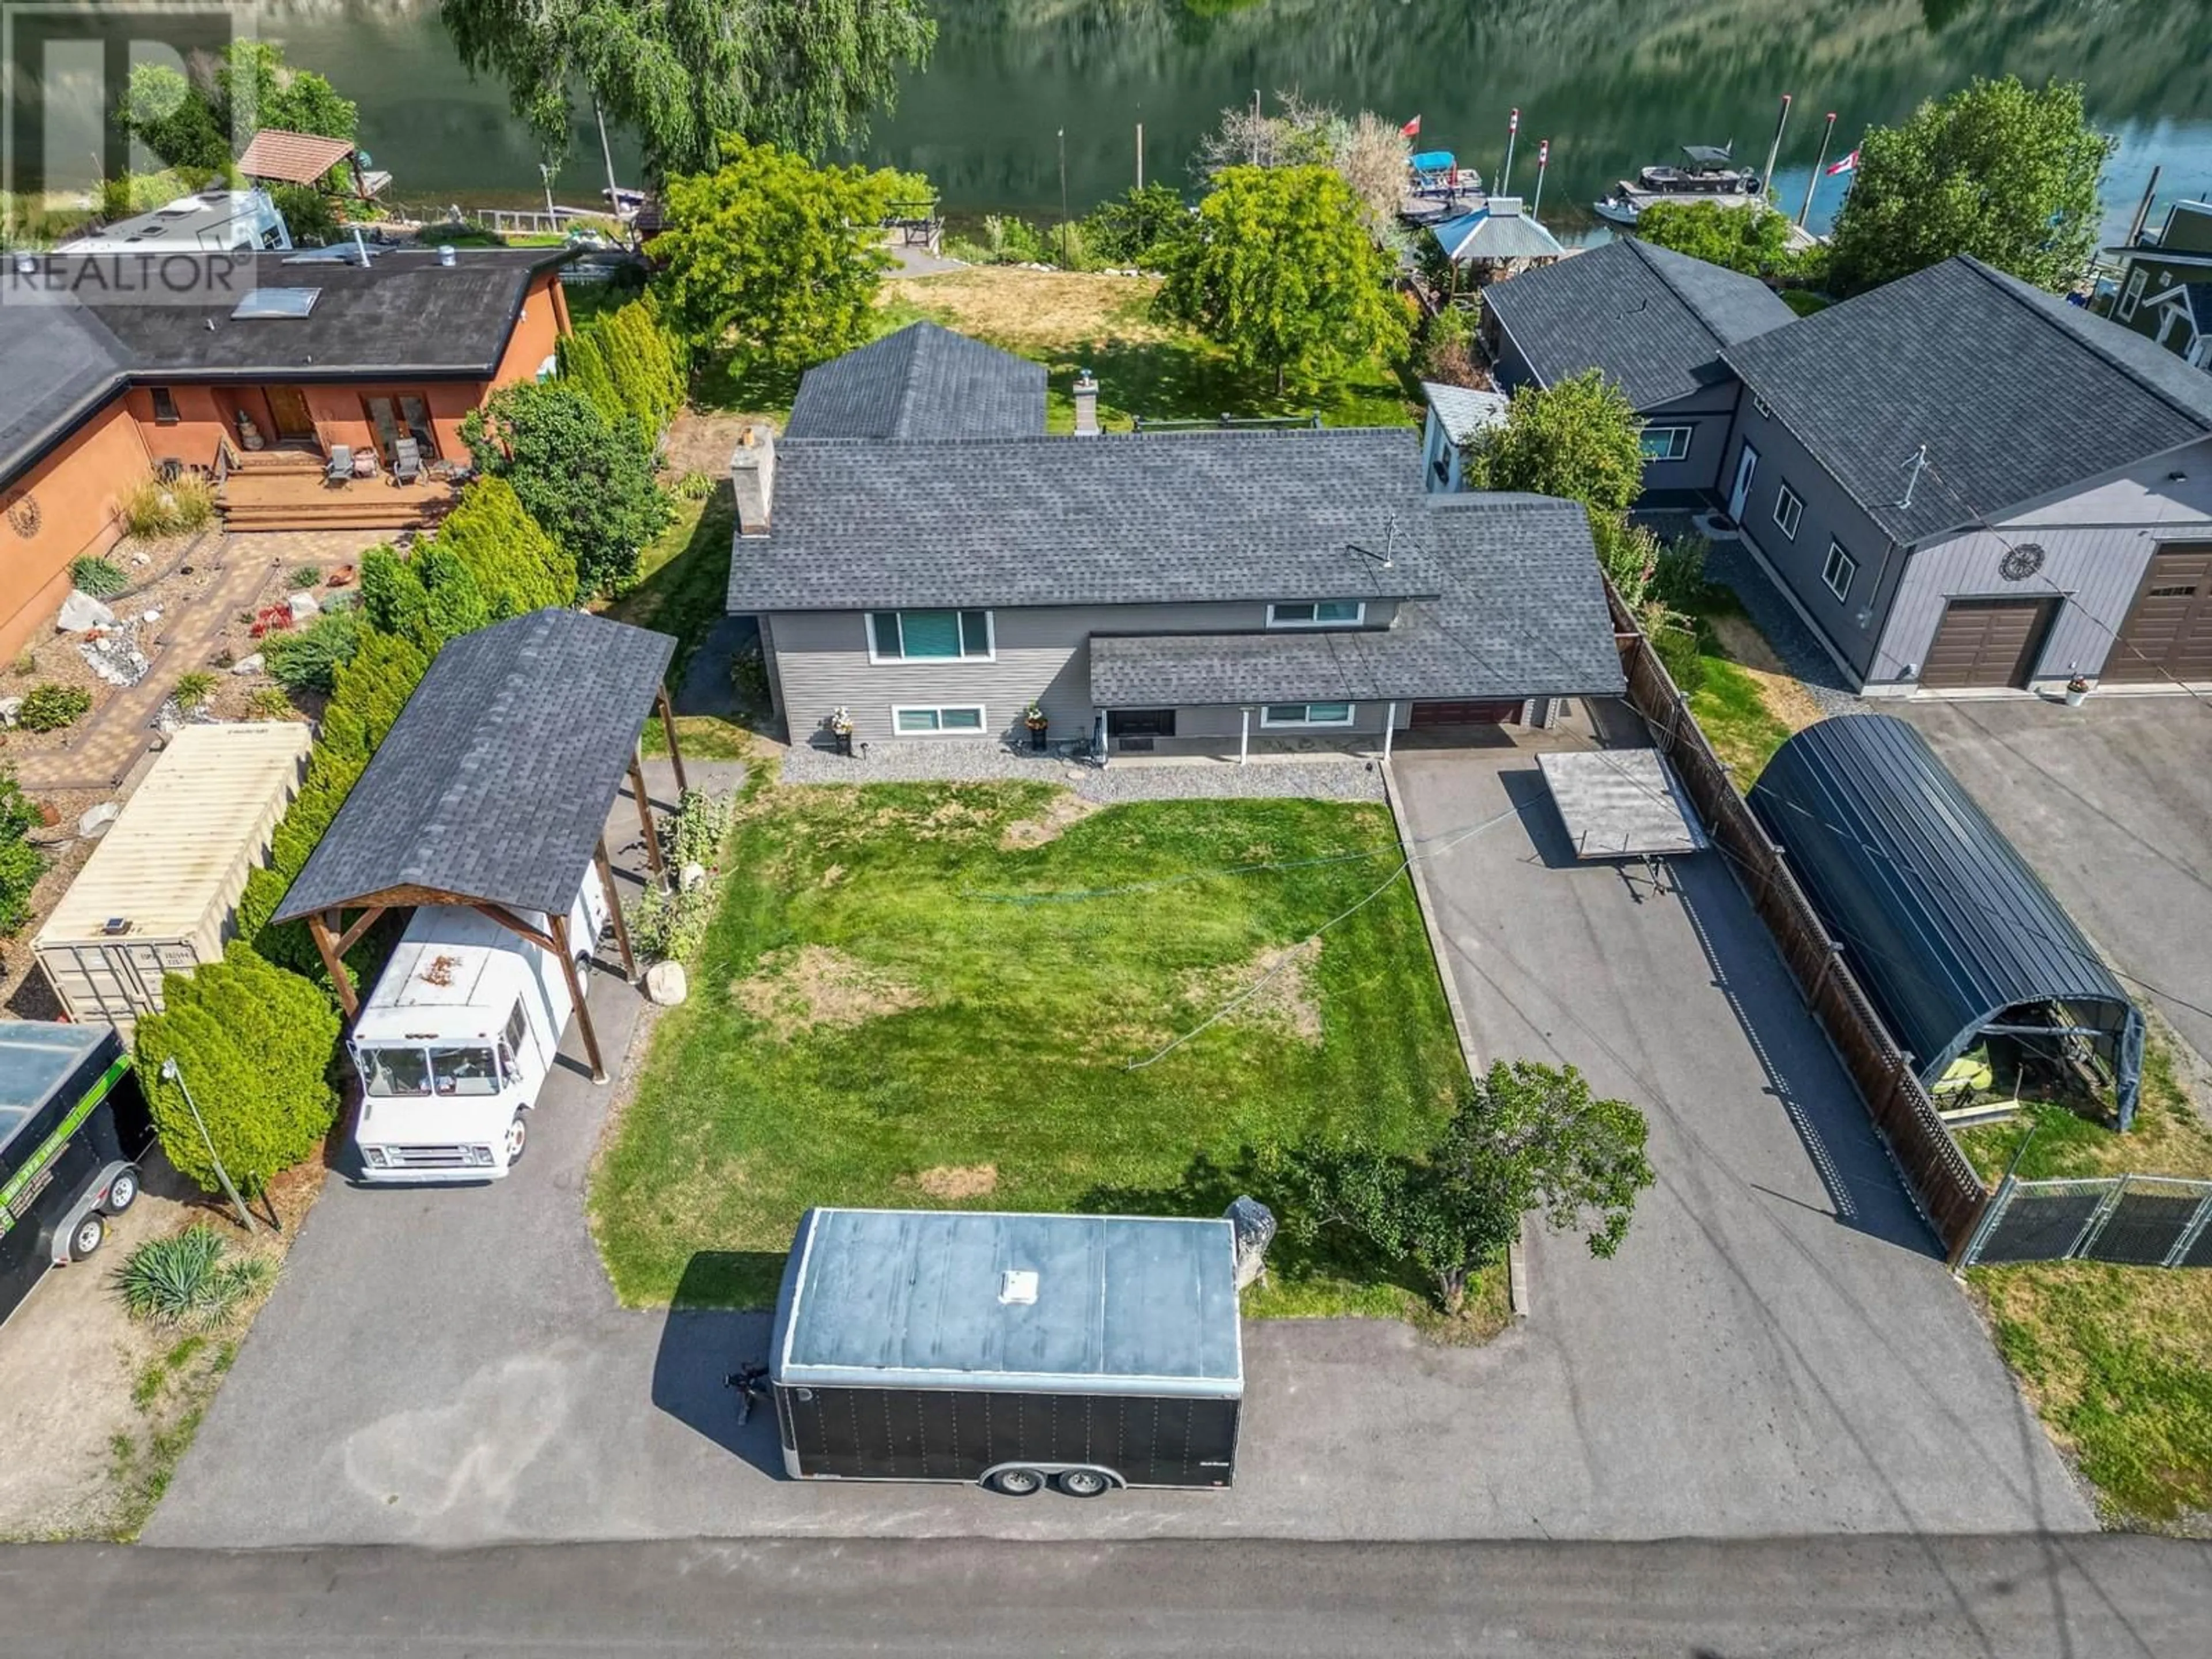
[1718,256,2212,694]
[1479,237,1797,498]
[726,324,1624,757]
[2104,198,2212,369]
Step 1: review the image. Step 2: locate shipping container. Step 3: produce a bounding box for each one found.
[35,722,311,1032]
[768,1208,1244,1497]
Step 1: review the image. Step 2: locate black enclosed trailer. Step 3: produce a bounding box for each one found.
[0,1022,154,1330]
[770,1207,1244,1497]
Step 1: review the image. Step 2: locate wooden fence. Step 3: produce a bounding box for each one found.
[1607,589,1992,1256]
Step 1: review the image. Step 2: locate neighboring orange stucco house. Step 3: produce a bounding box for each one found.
[0,247,572,660]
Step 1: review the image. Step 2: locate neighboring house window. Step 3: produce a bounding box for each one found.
[2119,268,2147,321]
[868,609,994,662]
[1752,395,1772,420]
[1260,702,1355,728]
[150,387,179,425]
[1772,483,1804,541]
[1268,601,1365,628]
[1822,541,1857,601]
[1638,425,1693,462]
[892,704,986,734]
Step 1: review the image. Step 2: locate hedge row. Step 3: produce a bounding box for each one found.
[557,300,685,441]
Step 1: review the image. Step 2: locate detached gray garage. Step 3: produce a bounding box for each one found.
[1749,714,2145,1126]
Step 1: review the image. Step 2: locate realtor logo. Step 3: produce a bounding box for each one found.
[2,2,252,228]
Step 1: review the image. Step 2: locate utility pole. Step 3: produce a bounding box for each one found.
[1501,107,1520,196]
[1761,93,1793,202]
[1798,112,1837,228]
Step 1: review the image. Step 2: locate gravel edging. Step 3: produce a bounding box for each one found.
[778,738,1386,802]
[1700,534,1864,719]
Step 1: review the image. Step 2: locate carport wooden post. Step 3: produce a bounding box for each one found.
[1382,700,1396,762]
[308,911,358,1017]
[547,910,607,1082]
[655,684,687,794]
[629,744,665,878]
[595,836,636,980]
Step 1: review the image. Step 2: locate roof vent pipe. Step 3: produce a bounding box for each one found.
[1073,368,1100,437]
[437,244,456,268]
[352,226,370,267]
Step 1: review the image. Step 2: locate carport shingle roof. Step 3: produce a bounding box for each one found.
[274,609,675,922]
[1722,255,2212,544]
[785,321,1046,440]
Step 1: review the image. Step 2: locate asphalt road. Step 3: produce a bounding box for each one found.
[14,1535,2211,1656]
[1901,696,2212,1066]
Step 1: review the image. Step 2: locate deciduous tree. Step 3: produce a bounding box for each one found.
[119,42,357,173]
[1155,165,1408,396]
[1464,370,1646,517]
[1825,76,2115,296]
[462,384,669,597]
[1633,199,1795,278]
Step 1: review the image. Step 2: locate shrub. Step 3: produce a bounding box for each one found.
[70,555,130,597]
[461,384,667,597]
[627,882,716,962]
[729,635,770,710]
[979,213,1051,264]
[1643,604,1707,697]
[113,1224,273,1330]
[170,669,218,711]
[1648,535,1710,612]
[287,563,322,590]
[17,682,92,732]
[10,650,33,677]
[120,474,215,538]
[1082,183,1188,266]
[245,685,297,721]
[0,767,46,935]
[674,469,716,501]
[270,182,340,245]
[134,942,342,1198]
[664,787,736,872]
[262,609,364,694]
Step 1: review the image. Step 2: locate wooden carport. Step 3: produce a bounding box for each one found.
[271,608,683,1082]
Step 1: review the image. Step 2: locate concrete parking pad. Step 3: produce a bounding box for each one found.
[149,752,2090,1547]
[1903,696,2212,1066]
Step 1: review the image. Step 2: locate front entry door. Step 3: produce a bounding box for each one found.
[264,385,317,445]
[1728,442,1759,522]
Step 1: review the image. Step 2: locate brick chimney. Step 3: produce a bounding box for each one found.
[729,422,776,535]
[1073,369,1100,437]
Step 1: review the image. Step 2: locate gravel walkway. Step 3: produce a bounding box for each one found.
[779,738,1386,802]
[1699,533,1864,719]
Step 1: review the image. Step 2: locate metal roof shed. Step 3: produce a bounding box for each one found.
[1748,715,2144,1124]
[272,608,682,1081]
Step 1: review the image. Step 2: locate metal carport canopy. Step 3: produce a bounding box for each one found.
[1747,714,2143,1124]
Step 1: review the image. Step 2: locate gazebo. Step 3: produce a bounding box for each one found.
[237,128,391,200]
[1430,197,1566,286]
[274,609,685,1082]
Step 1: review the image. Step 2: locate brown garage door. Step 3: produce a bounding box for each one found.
[1410,699,1524,726]
[2105,546,2212,684]
[1920,597,2056,690]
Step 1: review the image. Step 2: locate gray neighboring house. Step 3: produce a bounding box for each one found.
[1718,255,2212,694]
[1479,237,1797,498]
[1419,381,1509,492]
[725,329,1624,756]
[2104,198,2212,368]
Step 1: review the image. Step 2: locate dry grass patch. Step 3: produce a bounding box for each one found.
[731,945,926,1041]
[1704,613,1828,734]
[914,1164,999,1200]
[1001,790,1103,849]
[885,269,1169,351]
[1180,937,1324,1043]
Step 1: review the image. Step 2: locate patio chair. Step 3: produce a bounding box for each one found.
[324,444,353,485]
[392,436,423,485]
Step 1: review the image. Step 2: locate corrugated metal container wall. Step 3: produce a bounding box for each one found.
[33,722,312,1031]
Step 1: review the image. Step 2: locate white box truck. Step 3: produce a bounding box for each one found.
[346,865,607,1183]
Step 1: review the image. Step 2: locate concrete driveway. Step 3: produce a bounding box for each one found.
[1902,696,2212,1065]
[148,752,2090,1548]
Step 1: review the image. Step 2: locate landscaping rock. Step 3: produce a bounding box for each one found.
[141,609,161,624]
[645,961,688,1006]
[679,861,707,892]
[56,590,115,632]
[0,698,18,728]
[230,652,264,676]
[77,802,120,839]
[287,591,321,622]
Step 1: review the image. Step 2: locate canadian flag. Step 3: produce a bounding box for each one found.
[1400,115,1421,138]
[1825,148,1859,177]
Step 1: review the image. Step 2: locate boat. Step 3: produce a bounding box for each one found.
[1593,143,1764,226]
[1401,149,1483,226]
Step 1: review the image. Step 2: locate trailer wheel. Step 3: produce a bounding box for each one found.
[104,1166,141,1214]
[503,1114,528,1165]
[69,1212,106,1262]
[987,1467,1045,1497]
[1056,1468,1112,1498]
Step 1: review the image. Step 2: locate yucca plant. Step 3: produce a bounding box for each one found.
[113,1224,272,1330]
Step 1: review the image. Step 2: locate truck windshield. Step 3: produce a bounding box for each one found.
[361,1046,431,1097]
[429,1046,500,1096]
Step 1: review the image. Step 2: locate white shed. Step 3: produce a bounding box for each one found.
[34,722,311,1031]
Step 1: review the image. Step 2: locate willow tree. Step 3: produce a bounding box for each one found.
[437,0,935,177]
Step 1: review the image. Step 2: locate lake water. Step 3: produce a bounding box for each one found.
[266,0,2212,238]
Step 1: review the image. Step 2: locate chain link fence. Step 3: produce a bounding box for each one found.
[1961,1175,2212,1268]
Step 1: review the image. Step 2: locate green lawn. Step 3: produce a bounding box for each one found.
[589,782,1476,1324]
[1677,588,1813,786]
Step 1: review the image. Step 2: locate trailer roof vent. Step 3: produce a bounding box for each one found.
[101,916,130,936]
[998,1268,1039,1305]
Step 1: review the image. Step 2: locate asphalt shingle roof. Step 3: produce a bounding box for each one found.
[1482,238,1796,410]
[785,321,1046,440]
[1722,255,2212,545]
[1422,381,1509,445]
[274,609,674,922]
[0,302,133,488]
[729,428,1456,612]
[1088,495,1625,704]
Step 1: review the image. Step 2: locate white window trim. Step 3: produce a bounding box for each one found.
[1266,600,1366,629]
[1639,424,1694,462]
[1752,395,1772,420]
[890,703,988,736]
[1772,482,1804,542]
[865,609,996,665]
[1259,702,1357,729]
[1822,541,1857,602]
[2119,267,2147,322]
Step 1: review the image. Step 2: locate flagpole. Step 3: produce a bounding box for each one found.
[1531,139,1550,221]
[1798,112,1837,229]
[1501,108,1520,196]
[1760,93,1792,203]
